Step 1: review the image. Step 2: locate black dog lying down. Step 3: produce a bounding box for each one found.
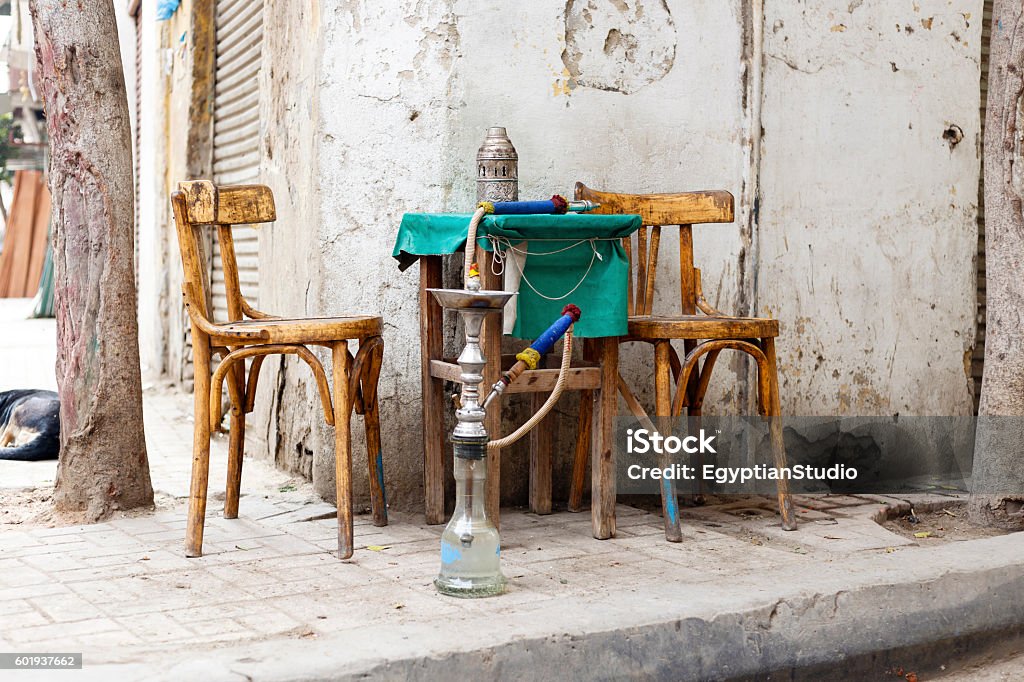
[0,390,60,461]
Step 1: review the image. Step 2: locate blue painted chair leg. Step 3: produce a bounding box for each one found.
[660,477,683,542]
[656,341,684,542]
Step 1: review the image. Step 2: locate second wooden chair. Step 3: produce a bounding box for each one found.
[568,183,797,541]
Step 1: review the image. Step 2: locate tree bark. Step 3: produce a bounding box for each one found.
[31,0,153,519]
[971,0,1024,529]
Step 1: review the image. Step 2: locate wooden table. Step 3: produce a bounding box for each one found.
[418,249,620,539]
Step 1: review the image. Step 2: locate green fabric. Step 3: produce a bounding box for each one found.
[394,213,641,338]
[31,224,55,319]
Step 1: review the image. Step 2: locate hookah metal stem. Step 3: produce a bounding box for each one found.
[567,199,600,212]
[461,461,475,546]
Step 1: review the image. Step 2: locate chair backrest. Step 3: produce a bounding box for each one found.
[574,183,734,316]
[171,180,276,325]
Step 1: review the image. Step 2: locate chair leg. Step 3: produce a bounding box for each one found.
[680,339,707,506]
[224,364,246,519]
[420,256,447,525]
[223,411,245,519]
[568,390,593,512]
[687,407,707,506]
[592,337,618,540]
[529,391,553,515]
[762,337,797,531]
[481,250,504,528]
[332,341,355,558]
[185,333,213,558]
[655,341,683,542]
[568,338,596,512]
[362,339,388,527]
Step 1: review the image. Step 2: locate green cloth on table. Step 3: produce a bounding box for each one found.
[393,213,641,338]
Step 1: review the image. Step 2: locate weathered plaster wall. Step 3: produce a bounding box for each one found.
[138,0,984,513]
[758,0,981,416]
[305,0,475,507]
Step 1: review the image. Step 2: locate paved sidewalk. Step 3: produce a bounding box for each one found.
[2,299,1024,680]
[5,388,913,659]
[3,384,1022,682]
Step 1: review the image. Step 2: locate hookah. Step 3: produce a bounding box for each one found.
[428,127,597,598]
[428,289,580,597]
[429,200,592,599]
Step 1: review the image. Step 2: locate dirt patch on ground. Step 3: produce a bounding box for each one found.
[883,503,1012,543]
[0,487,55,527]
[0,487,181,530]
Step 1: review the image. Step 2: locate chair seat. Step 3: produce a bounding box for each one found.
[212,315,383,345]
[628,314,778,340]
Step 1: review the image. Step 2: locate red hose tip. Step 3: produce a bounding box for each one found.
[562,304,582,322]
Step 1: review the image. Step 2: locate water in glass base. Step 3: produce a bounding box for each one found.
[435,457,506,598]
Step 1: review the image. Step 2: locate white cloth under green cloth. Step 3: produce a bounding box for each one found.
[495,239,527,334]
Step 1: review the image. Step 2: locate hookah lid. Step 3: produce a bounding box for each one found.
[477,127,518,160]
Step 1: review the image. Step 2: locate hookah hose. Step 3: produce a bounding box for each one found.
[481,195,569,215]
[463,206,488,287]
[487,306,579,451]
[483,304,580,409]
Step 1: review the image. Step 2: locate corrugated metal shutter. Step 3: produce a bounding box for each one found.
[211,0,263,323]
[973,0,993,413]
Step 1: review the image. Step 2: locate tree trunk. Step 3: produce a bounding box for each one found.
[971,0,1024,529]
[31,0,153,520]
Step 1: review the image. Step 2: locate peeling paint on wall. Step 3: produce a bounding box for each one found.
[562,0,677,94]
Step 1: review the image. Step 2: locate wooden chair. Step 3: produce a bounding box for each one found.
[171,180,387,560]
[568,183,797,541]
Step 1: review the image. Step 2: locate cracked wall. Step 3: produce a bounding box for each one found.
[757,0,982,415]
[248,0,326,479]
[306,0,469,507]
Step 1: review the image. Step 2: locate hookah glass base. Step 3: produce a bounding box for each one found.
[435,438,506,598]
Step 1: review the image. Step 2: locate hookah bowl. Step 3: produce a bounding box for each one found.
[428,288,515,598]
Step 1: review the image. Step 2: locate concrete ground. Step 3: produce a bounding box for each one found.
[2,298,1024,681]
